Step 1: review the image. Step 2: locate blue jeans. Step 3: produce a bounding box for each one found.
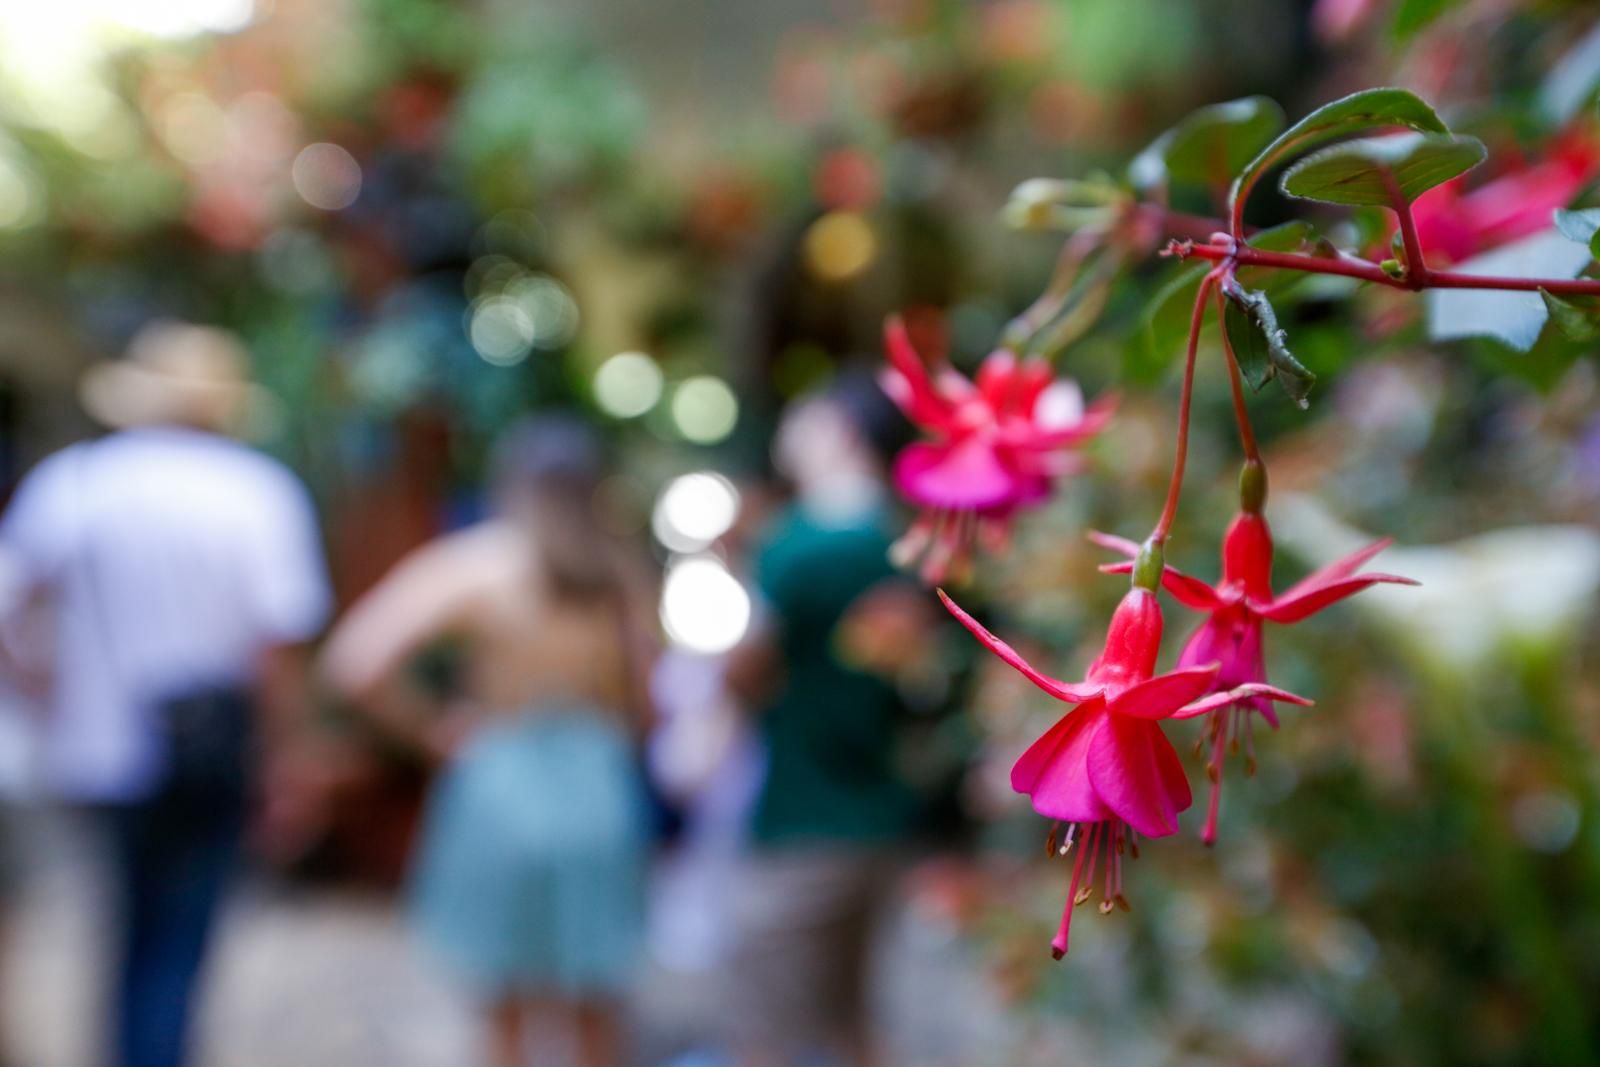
[103,798,242,1067]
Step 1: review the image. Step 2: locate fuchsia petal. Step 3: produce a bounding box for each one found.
[1175,615,1234,673]
[1099,561,1226,611]
[1086,530,1141,557]
[883,317,954,427]
[1013,707,1114,824]
[1027,392,1118,449]
[1106,664,1221,719]
[1267,538,1395,607]
[1256,572,1419,624]
[894,439,1022,511]
[1014,357,1056,414]
[938,591,1103,703]
[1087,717,1182,837]
[1151,728,1193,818]
[1171,682,1314,720]
[976,350,1020,412]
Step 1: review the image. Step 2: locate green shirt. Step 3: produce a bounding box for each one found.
[748,505,919,847]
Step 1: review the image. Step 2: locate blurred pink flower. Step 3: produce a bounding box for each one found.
[881,316,1114,583]
[940,585,1307,958]
[1097,512,1415,843]
[1405,132,1600,264]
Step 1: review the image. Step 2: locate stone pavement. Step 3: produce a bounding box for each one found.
[0,810,1016,1067]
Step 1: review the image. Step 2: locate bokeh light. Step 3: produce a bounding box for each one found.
[670,375,739,444]
[659,555,751,654]
[593,351,664,418]
[504,274,579,349]
[157,91,227,167]
[291,143,362,211]
[803,210,876,282]
[468,297,535,365]
[111,0,255,38]
[651,472,740,553]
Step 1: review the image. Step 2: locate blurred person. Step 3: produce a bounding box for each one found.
[722,373,939,1067]
[0,321,331,1067]
[321,415,655,1067]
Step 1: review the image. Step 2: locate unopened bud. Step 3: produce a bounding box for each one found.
[1239,459,1267,514]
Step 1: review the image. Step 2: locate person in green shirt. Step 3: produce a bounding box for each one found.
[722,373,940,1067]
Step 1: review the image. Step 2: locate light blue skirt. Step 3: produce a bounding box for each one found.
[409,709,649,997]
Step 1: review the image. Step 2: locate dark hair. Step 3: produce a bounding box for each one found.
[490,414,619,604]
[824,366,915,468]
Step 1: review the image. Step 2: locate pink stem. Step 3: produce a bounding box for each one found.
[1179,240,1600,296]
[1152,270,1219,544]
[1383,168,1430,288]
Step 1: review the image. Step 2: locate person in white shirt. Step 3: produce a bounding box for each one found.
[0,321,330,1067]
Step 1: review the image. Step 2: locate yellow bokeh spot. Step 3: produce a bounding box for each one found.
[803,211,877,283]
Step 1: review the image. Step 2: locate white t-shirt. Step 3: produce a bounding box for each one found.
[0,427,331,801]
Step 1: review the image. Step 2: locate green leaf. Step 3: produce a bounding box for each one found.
[1552,208,1600,262]
[1425,229,1595,351]
[1539,289,1600,342]
[1245,219,1316,253]
[1230,88,1450,219]
[1137,262,1211,379]
[1221,282,1315,408]
[1279,132,1485,207]
[1130,96,1286,192]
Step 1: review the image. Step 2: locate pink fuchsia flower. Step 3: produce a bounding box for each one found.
[939,583,1308,958]
[1096,511,1417,844]
[881,316,1115,584]
[1403,131,1600,264]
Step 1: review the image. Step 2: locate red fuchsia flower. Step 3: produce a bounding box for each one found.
[880,316,1115,584]
[939,578,1308,958]
[1095,507,1417,845]
[1402,130,1600,264]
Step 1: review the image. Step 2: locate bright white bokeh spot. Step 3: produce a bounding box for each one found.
[660,555,751,654]
[593,352,663,418]
[652,472,740,553]
[1034,379,1085,429]
[469,297,535,365]
[505,274,578,348]
[109,0,255,37]
[671,375,739,445]
[291,143,362,211]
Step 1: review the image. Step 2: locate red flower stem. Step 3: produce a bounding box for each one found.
[1151,269,1219,545]
[1177,240,1600,295]
[1383,168,1430,287]
[1212,284,1261,464]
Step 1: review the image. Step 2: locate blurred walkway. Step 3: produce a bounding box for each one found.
[0,811,1012,1067]
[5,809,475,1067]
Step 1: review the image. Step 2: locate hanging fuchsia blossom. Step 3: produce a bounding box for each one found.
[881,317,1115,584]
[1404,130,1600,263]
[1095,508,1417,844]
[940,580,1308,958]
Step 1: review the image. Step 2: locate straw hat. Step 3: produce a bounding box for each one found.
[78,320,272,434]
